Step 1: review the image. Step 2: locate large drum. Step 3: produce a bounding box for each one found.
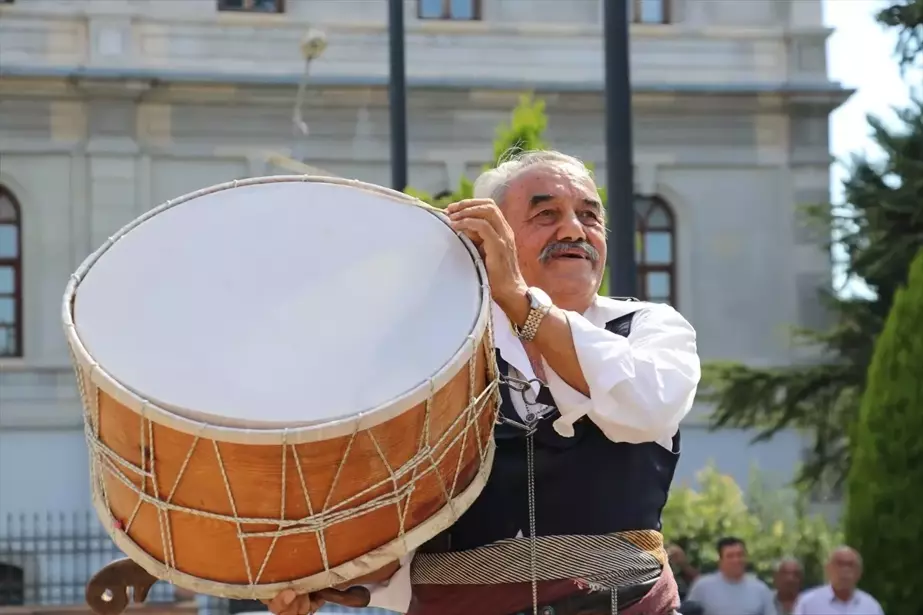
[63,176,500,599]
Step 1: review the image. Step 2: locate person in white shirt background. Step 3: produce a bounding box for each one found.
[793,547,883,615]
[263,150,701,615]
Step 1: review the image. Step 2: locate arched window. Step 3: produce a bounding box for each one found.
[0,187,23,357]
[635,195,675,305]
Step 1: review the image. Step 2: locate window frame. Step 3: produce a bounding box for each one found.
[631,0,670,25]
[0,186,23,358]
[216,0,285,14]
[417,0,481,21]
[635,195,676,306]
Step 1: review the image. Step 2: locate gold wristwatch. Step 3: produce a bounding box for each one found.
[512,287,553,342]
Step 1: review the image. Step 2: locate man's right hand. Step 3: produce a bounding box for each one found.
[264,589,326,615]
[263,561,402,615]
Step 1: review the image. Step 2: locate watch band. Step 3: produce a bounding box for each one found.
[513,303,552,342]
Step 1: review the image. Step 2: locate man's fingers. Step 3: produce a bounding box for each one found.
[447,202,508,235]
[265,589,297,614]
[450,218,503,251]
[444,199,495,214]
[278,594,324,615]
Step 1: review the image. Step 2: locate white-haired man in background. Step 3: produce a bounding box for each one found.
[793,547,882,615]
[266,150,701,615]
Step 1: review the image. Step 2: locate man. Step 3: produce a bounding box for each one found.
[793,547,882,615]
[684,537,778,615]
[772,558,803,615]
[667,542,700,600]
[266,150,700,615]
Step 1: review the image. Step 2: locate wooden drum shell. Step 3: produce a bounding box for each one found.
[63,176,500,599]
[88,336,495,589]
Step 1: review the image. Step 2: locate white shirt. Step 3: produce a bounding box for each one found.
[793,585,884,615]
[366,296,700,612]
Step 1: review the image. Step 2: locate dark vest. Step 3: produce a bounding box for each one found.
[420,307,680,554]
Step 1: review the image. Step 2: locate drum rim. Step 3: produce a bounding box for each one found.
[62,175,493,445]
[92,440,496,598]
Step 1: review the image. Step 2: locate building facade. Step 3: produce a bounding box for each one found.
[0,0,848,609]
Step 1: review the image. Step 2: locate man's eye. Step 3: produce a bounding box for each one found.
[580,211,601,222]
[537,210,555,218]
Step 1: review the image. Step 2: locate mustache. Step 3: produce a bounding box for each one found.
[539,240,600,263]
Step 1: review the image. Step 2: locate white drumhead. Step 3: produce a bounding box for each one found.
[72,180,483,429]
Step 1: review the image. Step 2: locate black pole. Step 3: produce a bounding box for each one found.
[604,0,637,297]
[388,0,408,192]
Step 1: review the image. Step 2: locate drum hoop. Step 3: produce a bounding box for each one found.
[92,441,496,599]
[62,175,492,445]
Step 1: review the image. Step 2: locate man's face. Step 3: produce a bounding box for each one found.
[498,163,606,303]
[774,561,803,594]
[827,549,861,592]
[718,543,748,579]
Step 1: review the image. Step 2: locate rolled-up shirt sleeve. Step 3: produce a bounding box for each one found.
[365,553,413,612]
[546,304,699,445]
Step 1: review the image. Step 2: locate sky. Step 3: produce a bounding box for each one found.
[823,0,920,293]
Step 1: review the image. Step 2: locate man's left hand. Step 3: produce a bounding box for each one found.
[446,199,527,311]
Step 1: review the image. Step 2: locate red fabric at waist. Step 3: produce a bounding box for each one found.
[407,565,679,615]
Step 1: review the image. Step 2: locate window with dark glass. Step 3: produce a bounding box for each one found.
[635,196,675,305]
[419,0,479,20]
[631,0,669,24]
[0,187,22,357]
[217,0,284,13]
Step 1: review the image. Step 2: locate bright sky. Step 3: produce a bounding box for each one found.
[824,0,920,293]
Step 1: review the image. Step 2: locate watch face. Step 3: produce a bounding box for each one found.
[528,287,552,309]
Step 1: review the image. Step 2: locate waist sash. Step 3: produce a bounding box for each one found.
[410,530,668,614]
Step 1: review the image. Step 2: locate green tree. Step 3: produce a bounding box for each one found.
[404,94,620,294]
[844,249,923,614]
[701,0,923,490]
[662,465,840,587]
[404,94,549,208]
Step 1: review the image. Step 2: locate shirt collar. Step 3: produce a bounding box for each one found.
[824,585,859,605]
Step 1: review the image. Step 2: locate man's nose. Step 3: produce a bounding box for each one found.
[555,211,587,242]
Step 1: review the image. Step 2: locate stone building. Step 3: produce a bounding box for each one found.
[0,0,848,608]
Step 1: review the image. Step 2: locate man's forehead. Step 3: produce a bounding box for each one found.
[832,551,858,563]
[505,163,597,199]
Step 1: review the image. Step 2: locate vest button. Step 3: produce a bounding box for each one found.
[539,607,555,615]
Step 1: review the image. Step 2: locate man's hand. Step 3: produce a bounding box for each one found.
[446,199,528,314]
[262,561,401,615]
[264,589,325,615]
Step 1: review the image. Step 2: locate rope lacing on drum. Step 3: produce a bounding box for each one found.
[76,317,501,600]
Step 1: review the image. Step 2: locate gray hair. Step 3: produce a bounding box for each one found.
[472,149,594,205]
[829,545,863,567]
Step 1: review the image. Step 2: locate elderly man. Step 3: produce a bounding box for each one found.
[266,150,700,615]
[772,558,803,615]
[793,547,882,615]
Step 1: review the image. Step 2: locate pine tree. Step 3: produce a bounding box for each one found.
[844,249,923,614]
[701,0,923,489]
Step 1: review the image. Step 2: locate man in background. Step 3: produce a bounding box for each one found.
[667,543,699,600]
[793,546,882,615]
[772,558,803,615]
[684,537,778,615]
